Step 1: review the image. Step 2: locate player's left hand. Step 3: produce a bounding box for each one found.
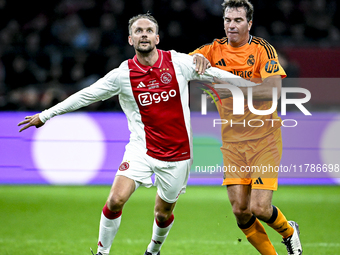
[18,113,44,132]
[193,54,211,75]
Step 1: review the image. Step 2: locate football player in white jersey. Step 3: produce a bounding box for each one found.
[18,13,257,255]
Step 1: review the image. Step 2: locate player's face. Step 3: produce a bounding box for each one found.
[128,19,160,54]
[224,7,252,47]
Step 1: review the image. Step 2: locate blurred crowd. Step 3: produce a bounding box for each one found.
[0,0,339,111]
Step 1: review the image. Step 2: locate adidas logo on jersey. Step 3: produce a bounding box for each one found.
[137,82,146,88]
[215,58,226,66]
[254,177,264,185]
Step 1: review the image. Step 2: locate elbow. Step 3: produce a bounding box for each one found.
[262,75,281,101]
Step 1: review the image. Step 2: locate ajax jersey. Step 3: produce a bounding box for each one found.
[127,50,190,161]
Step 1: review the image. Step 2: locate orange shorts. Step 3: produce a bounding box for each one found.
[221,128,282,190]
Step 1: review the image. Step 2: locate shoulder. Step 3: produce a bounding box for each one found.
[250,35,278,59]
[117,60,130,72]
[197,37,228,50]
[170,50,193,63]
[168,50,197,78]
[189,37,227,57]
[250,35,274,47]
[213,37,228,46]
[103,60,129,83]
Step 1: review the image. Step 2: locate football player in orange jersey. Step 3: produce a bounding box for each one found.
[191,1,302,254]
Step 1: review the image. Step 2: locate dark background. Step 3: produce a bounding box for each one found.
[0,0,339,111]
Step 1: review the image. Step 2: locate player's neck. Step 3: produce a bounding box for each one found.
[229,35,250,48]
[136,48,159,66]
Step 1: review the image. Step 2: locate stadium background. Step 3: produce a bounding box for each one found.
[1,0,340,254]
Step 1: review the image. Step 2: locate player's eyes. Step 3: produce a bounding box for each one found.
[135,29,153,33]
[224,19,243,24]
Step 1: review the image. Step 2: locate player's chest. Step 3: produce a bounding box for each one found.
[213,49,258,79]
[130,65,177,91]
[127,63,182,107]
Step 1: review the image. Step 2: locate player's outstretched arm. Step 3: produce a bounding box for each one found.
[18,113,44,132]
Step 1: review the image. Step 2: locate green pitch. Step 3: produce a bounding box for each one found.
[0,185,339,254]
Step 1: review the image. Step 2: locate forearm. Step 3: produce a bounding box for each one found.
[240,75,282,100]
[201,67,258,88]
[39,86,103,122]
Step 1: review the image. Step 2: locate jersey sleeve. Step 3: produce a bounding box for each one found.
[171,50,203,81]
[171,50,258,88]
[39,68,122,123]
[258,44,287,79]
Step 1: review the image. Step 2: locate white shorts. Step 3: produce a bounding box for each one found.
[116,142,192,203]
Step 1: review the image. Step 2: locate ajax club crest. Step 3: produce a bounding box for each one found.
[160,72,172,84]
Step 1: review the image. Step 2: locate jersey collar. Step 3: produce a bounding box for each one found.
[227,34,253,45]
[132,49,164,73]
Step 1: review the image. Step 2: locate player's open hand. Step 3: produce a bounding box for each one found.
[193,54,211,75]
[18,114,44,132]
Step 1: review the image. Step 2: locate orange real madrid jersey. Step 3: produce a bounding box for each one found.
[190,35,287,142]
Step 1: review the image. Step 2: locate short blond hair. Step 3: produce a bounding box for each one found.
[128,13,159,35]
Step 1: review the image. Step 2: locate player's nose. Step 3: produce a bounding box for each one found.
[229,20,237,28]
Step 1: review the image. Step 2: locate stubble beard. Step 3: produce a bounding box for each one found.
[135,40,155,54]
[135,44,154,54]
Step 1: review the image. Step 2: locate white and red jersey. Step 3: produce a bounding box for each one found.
[39,50,248,162]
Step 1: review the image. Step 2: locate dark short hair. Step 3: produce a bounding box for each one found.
[128,13,159,35]
[222,0,254,22]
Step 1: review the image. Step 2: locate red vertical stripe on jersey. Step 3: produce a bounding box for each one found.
[128,50,190,161]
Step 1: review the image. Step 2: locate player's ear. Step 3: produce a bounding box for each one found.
[248,20,253,31]
[128,35,133,46]
[155,34,160,45]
